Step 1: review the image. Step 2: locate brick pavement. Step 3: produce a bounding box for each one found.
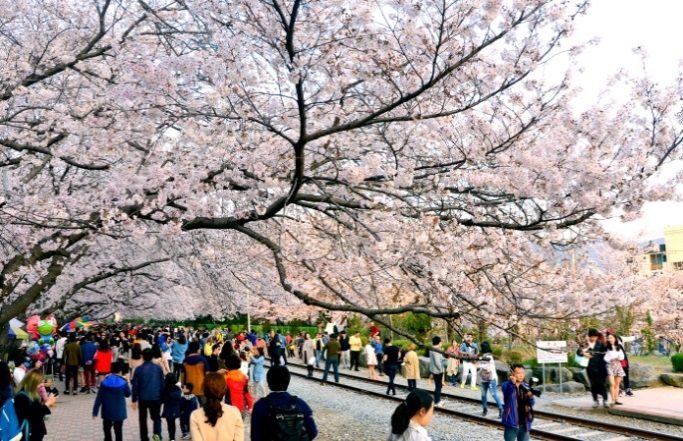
[43,378,253,441]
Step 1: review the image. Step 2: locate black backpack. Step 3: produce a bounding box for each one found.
[265,396,309,441]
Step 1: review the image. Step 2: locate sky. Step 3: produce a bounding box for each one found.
[560,0,683,240]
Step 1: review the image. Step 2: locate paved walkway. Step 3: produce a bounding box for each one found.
[551,386,683,426]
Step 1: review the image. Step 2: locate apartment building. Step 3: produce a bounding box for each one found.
[641,225,683,273]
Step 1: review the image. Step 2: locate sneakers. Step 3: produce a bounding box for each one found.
[435,401,445,407]
[626,389,635,396]
[592,400,599,408]
[482,408,488,416]
[153,435,161,441]
[618,390,624,397]
[63,390,70,395]
[471,386,479,391]
[180,434,190,440]
[604,398,610,408]
[460,384,465,389]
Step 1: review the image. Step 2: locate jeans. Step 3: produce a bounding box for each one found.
[103,420,123,441]
[322,357,339,383]
[376,354,384,374]
[504,426,530,441]
[433,372,443,404]
[84,364,97,390]
[138,400,162,441]
[407,379,417,391]
[386,364,398,395]
[340,350,350,368]
[481,379,502,411]
[315,349,322,368]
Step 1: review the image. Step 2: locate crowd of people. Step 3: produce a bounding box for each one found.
[0,321,640,441]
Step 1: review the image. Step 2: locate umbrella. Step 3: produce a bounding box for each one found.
[9,326,28,339]
[60,320,85,331]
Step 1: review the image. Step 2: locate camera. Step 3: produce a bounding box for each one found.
[520,377,542,398]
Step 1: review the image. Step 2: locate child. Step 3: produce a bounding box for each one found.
[224,354,253,417]
[161,373,182,441]
[179,382,198,440]
[92,361,131,441]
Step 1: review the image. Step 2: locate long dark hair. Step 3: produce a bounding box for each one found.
[219,341,234,361]
[202,372,226,427]
[605,332,622,351]
[390,389,433,435]
[131,343,142,360]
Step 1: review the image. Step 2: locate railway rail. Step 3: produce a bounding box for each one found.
[277,360,681,441]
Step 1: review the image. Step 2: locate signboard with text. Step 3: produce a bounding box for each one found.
[536,340,568,364]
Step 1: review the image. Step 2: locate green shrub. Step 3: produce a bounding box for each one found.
[503,350,522,365]
[491,345,504,358]
[671,353,683,372]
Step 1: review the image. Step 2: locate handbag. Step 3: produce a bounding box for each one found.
[621,358,628,369]
[575,355,589,368]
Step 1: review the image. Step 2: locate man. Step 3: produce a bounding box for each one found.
[578,328,609,408]
[369,321,380,339]
[348,331,362,372]
[55,331,68,382]
[460,333,479,390]
[501,364,535,441]
[383,338,400,395]
[321,333,341,384]
[182,341,210,405]
[13,355,28,385]
[337,330,350,369]
[276,330,288,365]
[132,349,165,441]
[63,332,83,395]
[268,330,281,366]
[313,333,323,368]
[251,365,318,441]
[429,336,444,407]
[81,334,98,393]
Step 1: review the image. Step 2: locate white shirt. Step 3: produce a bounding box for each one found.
[13,366,26,385]
[388,420,432,441]
[55,337,67,359]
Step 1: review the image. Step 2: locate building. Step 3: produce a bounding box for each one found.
[641,225,683,273]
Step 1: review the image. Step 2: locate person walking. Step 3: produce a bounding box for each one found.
[81,334,98,394]
[171,334,189,378]
[403,343,420,392]
[479,342,502,418]
[372,334,385,376]
[604,332,626,407]
[182,341,211,406]
[384,338,400,396]
[132,348,165,441]
[577,328,608,408]
[388,389,434,441]
[338,331,351,369]
[429,336,444,407]
[321,333,341,384]
[446,340,460,386]
[190,372,244,441]
[162,373,183,441]
[92,361,131,441]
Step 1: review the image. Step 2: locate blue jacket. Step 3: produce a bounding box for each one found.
[162,386,182,419]
[460,342,478,358]
[82,341,97,364]
[180,394,198,419]
[171,341,188,364]
[132,361,165,402]
[501,380,535,432]
[250,392,317,441]
[251,355,265,382]
[371,340,383,355]
[92,375,131,421]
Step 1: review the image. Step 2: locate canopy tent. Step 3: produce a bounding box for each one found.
[8,318,29,339]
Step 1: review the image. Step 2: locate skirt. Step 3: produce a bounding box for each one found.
[607,361,625,377]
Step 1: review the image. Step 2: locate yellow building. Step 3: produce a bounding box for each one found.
[665,225,683,270]
[641,225,683,273]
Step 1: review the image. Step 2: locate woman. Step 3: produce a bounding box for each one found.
[403,343,420,391]
[129,343,143,381]
[94,340,113,387]
[152,343,171,375]
[389,389,434,441]
[604,332,626,406]
[15,369,57,441]
[302,333,316,374]
[365,340,380,380]
[445,340,460,386]
[478,341,502,418]
[190,372,244,441]
[218,340,235,371]
[171,334,189,376]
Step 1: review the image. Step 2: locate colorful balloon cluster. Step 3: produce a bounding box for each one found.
[25,314,58,362]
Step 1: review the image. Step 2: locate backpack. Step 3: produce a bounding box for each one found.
[265,396,309,441]
[0,391,30,441]
[479,356,493,382]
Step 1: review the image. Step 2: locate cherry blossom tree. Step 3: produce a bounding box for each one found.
[2,0,683,343]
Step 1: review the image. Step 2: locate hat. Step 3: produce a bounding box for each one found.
[588,329,600,337]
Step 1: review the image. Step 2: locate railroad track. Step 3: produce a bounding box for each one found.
[277,360,681,441]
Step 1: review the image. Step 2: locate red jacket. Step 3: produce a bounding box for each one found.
[224,370,253,412]
[94,349,112,374]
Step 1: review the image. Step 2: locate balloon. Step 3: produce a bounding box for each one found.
[26,341,40,356]
[26,315,40,341]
